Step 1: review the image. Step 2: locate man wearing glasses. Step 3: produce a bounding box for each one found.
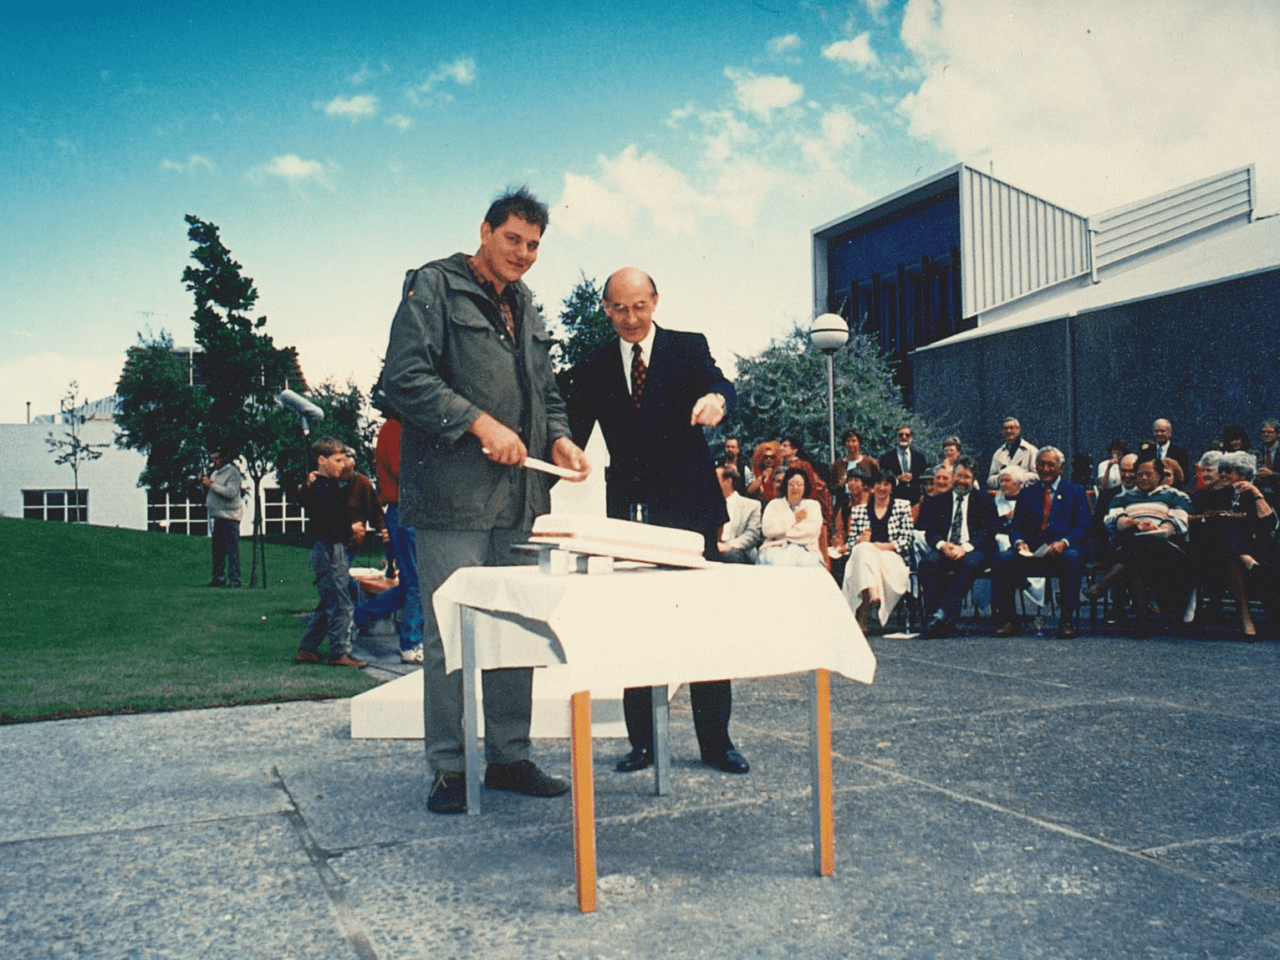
[880,425,928,503]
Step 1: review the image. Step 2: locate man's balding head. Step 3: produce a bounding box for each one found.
[602,267,659,344]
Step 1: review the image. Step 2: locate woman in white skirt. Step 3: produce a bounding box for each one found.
[842,469,915,631]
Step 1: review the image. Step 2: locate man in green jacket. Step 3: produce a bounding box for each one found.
[383,187,590,814]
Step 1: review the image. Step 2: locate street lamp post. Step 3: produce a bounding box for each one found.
[809,313,849,467]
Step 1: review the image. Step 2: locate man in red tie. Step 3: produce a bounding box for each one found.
[990,446,1092,639]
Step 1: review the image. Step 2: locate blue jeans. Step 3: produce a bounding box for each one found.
[299,541,354,658]
[353,504,423,652]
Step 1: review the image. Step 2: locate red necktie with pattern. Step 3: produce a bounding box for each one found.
[630,343,647,408]
[1040,485,1052,531]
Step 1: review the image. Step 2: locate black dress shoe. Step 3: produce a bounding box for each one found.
[1056,624,1079,640]
[994,620,1019,637]
[484,759,569,797]
[427,770,466,814]
[615,746,653,773]
[704,748,750,774]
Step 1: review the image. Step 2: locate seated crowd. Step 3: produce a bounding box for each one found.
[715,416,1280,641]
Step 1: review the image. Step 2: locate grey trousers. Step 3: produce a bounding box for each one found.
[416,528,535,774]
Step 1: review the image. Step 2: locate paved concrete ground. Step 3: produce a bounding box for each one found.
[2,628,1277,960]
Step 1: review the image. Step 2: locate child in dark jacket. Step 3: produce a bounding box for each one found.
[294,436,367,667]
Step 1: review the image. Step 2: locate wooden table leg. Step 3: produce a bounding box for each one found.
[651,684,671,796]
[460,606,482,816]
[809,668,835,876]
[570,690,597,913]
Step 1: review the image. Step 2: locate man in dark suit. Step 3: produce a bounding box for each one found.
[915,456,998,638]
[566,266,748,775]
[991,446,1092,639]
[1151,418,1190,488]
[880,424,929,503]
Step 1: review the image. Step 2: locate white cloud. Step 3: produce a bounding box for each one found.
[412,57,477,102]
[767,33,803,58]
[158,154,214,174]
[322,94,379,119]
[557,146,715,237]
[250,154,336,192]
[898,0,1280,213]
[822,33,879,71]
[726,68,804,121]
[384,114,412,132]
[348,62,390,85]
[862,0,891,17]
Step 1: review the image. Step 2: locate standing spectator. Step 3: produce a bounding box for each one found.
[351,402,425,664]
[1220,424,1251,453]
[382,186,590,814]
[991,447,1092,639]
[201,450,243,588]
[987,417,1037,489]
[830,428,878,491]
[294,436,367,669]
[716,464,762,564]
[1150,418,1190,486]
[879,424,928,503]
[939,436,963,470]
[722,436,752,488]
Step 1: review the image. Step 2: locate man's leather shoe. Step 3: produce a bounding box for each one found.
[427,770,466,814]
[1056,623,1079,640]
[293,648,320,665]
[328,653,368,668]
[994,621,1019,637]
[615,746,653,773]
[484,759,569,797]
[704,749,750,774]
[925,615,955,639]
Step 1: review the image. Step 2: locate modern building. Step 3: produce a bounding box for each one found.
[3,344,311,535]
[812,163,1279,471]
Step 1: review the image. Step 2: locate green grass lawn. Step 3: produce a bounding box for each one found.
[0,518,379,722]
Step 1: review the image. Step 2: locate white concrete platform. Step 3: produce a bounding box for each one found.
[350,665,673,740]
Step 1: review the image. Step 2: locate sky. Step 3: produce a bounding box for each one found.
[3,0,1278,422]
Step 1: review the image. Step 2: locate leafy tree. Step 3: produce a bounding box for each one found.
[726,325,942,470]
[548,273,615,395]
[115,330,208,497]
[270,377,378,496]
[116,216,317,587]
[45,381,111,522]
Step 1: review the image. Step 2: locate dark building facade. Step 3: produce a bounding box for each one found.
[814,164,1277,473]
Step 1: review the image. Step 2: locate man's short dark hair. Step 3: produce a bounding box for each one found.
[484,186,549,234]
[953,455,978,475]
[311,435,344,468]
[841,428,863,445]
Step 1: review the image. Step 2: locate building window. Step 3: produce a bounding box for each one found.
[264,486,305,535]
[24,489,89,523]
[147,491,209,535]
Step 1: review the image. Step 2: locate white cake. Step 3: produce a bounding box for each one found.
[529,514,708,568]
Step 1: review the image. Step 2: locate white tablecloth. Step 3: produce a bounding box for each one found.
[433,564,876,695]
